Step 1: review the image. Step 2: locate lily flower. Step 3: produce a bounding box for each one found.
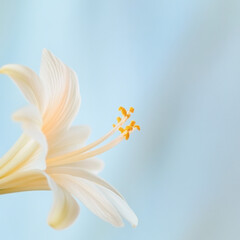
[0,49,140,230]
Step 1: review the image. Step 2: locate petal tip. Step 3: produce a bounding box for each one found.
[42,48,50,54]
[42,48,54,59]
[0,65,8,74]
[132,219,138,228]
[131,214,138,228]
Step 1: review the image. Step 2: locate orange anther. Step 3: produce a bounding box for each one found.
[121,109,127,116]
[125,126,133,131]
[129,107,134,113]
[116,117,121,123]
[118,106,128,117]
[119,127,124,133]
[134,125,140,131]
[112,124,116,128]
[130,121,136,126]
[124,132,130,140]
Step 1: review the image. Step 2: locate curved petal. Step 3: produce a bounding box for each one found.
[59,158,104,174]
[0,136,44,178]
[47,125,91,159]
[12,105,47,171]
[47,176,80,230]
[0,105,47,177]
[0,170,49,194]
[47,167,122,199]
[40,49,81,137]
[13,105,45,147]
[0,64,46,112]
[100,187,138,227]
[52,174,123,227]
[50,170,137,227]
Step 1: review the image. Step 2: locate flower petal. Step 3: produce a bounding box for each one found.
[0,170,49,194]
[47,167,122,198]
[52,174,123,227]
[60,158,104,174]
[13,105,44,146]
[47,125,90,159]
[100,187,138,227]
[40,49,81,137]
[12,105,47,171]
[0,64,46,112]
[50,170,138,227]
[47,176,80,230]
[0,135,44,178]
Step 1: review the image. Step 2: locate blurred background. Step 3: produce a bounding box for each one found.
[1,0,240,239]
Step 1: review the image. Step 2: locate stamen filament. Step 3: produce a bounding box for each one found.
[47,106,140,167]
[48,134,125,166]
[47,112,131,164]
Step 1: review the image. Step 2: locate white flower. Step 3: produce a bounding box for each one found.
[0,49,140,230]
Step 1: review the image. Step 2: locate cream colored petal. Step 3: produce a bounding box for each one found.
[12,105,47,171]
[13,105,44,146]
[0,170,49,194]
[52,174,123,227]
[0,64,46,112]
[47,176,80,230]
[100,187,138,227]
[13,105,42,126]
[50,170,137,227]
[0,135,28,174]
[0,136,42,178]
[47,125,90,159]
[60,158,104,174]
[40,49,81,137]
[47,167,122,199]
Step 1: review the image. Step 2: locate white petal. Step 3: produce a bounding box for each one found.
[12,105,47,171]
[47,167,122,199]
[100,187,138,227]
[47,125,90,158]
[13,105,43,143]
[50,171,138,227]
[61,158,104,174]
[0,64,46,112]
[52,174,123,227]
[13,104,42,123]
[0,135,45,178]
[40,49,81,137]
[0,170,49,194]
[47,176,80,230]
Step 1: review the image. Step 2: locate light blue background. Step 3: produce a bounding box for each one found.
[1,0,240,239]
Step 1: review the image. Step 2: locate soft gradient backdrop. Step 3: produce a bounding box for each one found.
[1,0,240,239]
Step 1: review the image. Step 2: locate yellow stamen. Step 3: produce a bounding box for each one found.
[116,117,121,123]
[134,125,140,131]
[119,106,127,116]
[119,127,124,133]
[125,126,133,131]
[124,132,130,140]
[130,121,136,127]
[129,107,134,113]
[48,105,140,166]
